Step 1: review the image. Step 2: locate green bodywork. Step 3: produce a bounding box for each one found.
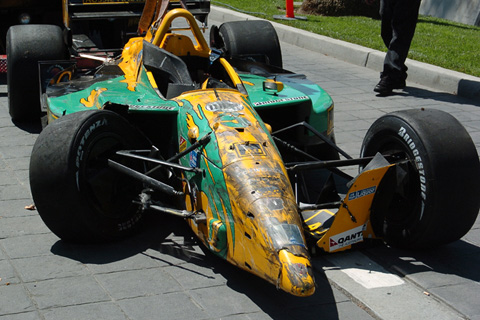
[46,66,333,135]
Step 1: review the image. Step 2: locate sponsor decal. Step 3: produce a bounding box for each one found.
[348,186,376,201]
[234,143,265,157]
[292,263,309,278]
[205,101,244,112]
[253,96,309,106]
[329,224,365,251]
[190,150,199,168]
[179,136,187,152]
[128,105,176,111]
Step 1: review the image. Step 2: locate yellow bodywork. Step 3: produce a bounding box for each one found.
[180,88,316,296]
[100,5,388,297]
[316,165,392,253]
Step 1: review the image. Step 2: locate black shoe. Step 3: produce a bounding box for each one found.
[374,76,406,95]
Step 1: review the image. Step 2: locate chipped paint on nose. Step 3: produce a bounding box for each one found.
[278,249,315,296]
[224,160,316,293]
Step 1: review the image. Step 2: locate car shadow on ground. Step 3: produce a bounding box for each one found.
[375,86,480,108]
[364,238,480,284]
[403,86,480,108]
[11,119,43,133]
[50,213,183,264]
[50,212,343,319]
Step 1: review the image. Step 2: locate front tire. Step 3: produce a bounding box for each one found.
[361,109,480,249]
[30,110,150,243]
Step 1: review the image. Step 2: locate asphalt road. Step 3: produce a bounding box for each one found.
[1,8,480,320]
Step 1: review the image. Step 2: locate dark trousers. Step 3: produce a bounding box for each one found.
[380,0,421,80]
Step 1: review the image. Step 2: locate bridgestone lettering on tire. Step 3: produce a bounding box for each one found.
[361,109,480,249]
[30,110,150,243]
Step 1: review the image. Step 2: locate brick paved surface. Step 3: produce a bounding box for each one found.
[1,9,480,320]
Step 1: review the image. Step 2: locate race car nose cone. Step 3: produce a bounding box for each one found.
[278,249,315,297]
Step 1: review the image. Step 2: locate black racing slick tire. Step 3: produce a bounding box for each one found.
[30,111,150,243]
[361,109,480,249]
[216,20,283,68]
[7,24,68,122]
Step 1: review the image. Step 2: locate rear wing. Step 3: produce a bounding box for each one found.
[65,0,146,28]
[65,0,210,27]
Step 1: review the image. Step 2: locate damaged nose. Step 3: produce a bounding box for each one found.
[278,249,315,297]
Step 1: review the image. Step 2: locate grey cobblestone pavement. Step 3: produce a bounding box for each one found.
[1,8,480,320]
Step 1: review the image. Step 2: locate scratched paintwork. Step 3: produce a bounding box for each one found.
[175,89,315,295]
[40,8,345,296]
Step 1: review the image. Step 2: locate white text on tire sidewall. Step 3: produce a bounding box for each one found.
[75,118,108,189]
[398,126,427,220]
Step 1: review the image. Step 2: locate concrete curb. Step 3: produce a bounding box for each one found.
[210,6,480,100]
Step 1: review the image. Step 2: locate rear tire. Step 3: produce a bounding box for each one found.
[361,109,480,249]
[215,20,283,68]
[7,24,68,122]
[30,110,150,243]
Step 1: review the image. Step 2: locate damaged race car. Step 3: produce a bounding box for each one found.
[18,0,480,297]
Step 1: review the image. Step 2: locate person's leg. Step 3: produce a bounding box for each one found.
[383,0,421,79]
[375,0,420,95]
[379,0,393,49]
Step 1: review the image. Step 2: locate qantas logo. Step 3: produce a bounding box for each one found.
[329,225,366,251]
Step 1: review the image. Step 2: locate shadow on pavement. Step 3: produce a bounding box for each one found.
[51,212,342,319]
[50,213,181,264]
[226,270,341,320]
[11,119,43,133]
[364,239,480,284]
[404,86,480,108]
[375,86,480,108]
